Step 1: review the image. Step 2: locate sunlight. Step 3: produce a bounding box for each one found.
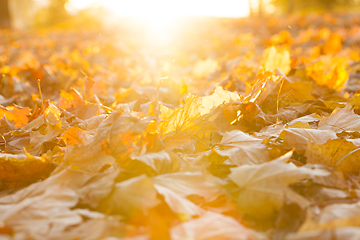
[69,0,250,25]
[69,0,250,17]
[68,0,250,47]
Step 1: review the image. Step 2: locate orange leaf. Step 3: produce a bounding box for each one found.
[61,127,91,146]
[0,105,30,127]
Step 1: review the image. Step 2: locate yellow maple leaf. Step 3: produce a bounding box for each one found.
[323,33,342,55]
[192,58,219,78]
[159,86,240,136]
[306,56,348,91]
[0,153,50,182]
[263,46,291,75]
[306,139,360,172]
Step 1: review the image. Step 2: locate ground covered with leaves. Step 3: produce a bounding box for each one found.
[1,14,360,239]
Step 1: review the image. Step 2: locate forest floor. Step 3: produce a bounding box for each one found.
[0,14,360,240]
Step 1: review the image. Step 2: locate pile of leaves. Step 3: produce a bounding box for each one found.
[1,14,360,239]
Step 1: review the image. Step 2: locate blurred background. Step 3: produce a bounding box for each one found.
[1,0,360,29]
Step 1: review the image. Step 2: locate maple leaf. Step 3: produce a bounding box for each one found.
[170,211,261,240]
[280,128,337,153]
[44,102,61,125]
[294,201,360,240]
[228,152,328,219]
[263,46,291,75]
[0,153,51,182]
[318,104,360,132]
[0,168,99,239]
[216,130,269,165]
[305,138,360,172]
[306,56,349,91]
[0,105,30,127]
[28,121,62,155]
[151,172,227,217]
[159,86,240,136]
[323,33,342,55]
[132,150,180,174]
[61,127,92,146]
[101,174,160,216]
[152,172,225,202]
[193,58,219,78]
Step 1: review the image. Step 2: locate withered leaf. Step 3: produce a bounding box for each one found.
[0,153,51,182]
[229,152,328,219]
[170,211,260,240]
[305,138,360,172]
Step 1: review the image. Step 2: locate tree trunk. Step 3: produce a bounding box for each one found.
[0,0,11,29]
[287,0,295,14]
[258,0,264,17]
[248,0,254,17]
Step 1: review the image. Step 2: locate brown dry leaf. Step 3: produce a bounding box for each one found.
[229,152,328,219]
[292,202,360,240]
[263,46,291,75]
[318,104,360,132]
[102,174,160,216]
[60,212,127,240]
[151,172,228,217]
[28,121,62,155]
[152,172,225,202]
[0,168,97,239]
[217,130,269,165]
[76,169,120,208]
[280,80,314,103]
[64,142,116,172]
[0,105,30,127]
[162,133,196,150]
[0,185,82,239]
[132,150,180,174]
[286,227,360,240]
[170,211,261,240]
[285,114,323,130]
[305,138,360,172]
[153,184,204,216]
[220,130,263,146]
[280,128,337,153]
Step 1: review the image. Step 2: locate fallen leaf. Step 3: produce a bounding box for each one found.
[318,104,360,132]
[280,128,337,153]
[305,138,360,172]
[101,174,160,216]
[61,127,92,146]
[193,58,219,78]
[263,46,291,75]
[229,152,328,219]
[132,150,180,174]
[44,103,61,125]
[0,105,30,127]
[0,153,50,182]
[170,211,260,240]
[159,86,240,136]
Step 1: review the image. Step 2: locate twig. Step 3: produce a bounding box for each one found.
[335,147,360,167]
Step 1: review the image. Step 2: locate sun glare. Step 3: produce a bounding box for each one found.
[69,0,250,20]
[68,0,250,46]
